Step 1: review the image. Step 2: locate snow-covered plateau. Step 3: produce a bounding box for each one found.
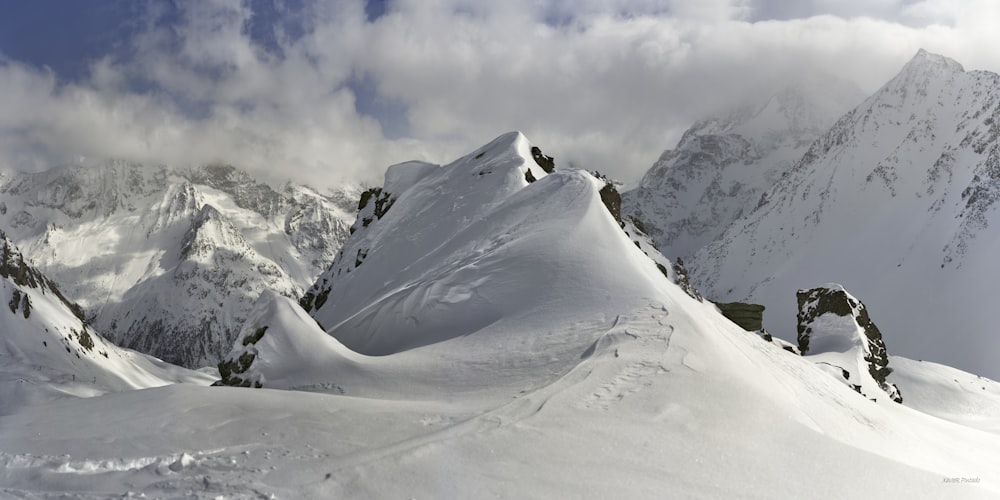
[1,130,999,498]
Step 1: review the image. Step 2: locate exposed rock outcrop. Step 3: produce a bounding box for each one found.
[0,231,85,321]
[671,258,703,302]
[531,146,555,173]
[216,325,268,388]
[591,171,623,226]
[351,187,396,234]
[217,290,361,390]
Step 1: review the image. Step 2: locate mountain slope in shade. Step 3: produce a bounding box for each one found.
[690,49,1000,380]
[0,161,358,367]
[0,232,213,415]
[1,132,999,498]
[622,74,864,260]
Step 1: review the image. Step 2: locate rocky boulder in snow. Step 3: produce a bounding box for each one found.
[797,285,902,403]
[716,302,764,331]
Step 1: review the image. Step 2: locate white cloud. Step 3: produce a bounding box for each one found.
[0,0,998,188]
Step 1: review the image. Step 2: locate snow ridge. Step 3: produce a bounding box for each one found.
[302,130,675,364]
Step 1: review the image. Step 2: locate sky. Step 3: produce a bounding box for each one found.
[1,0,999,188]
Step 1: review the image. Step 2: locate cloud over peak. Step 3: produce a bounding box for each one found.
[0,0,998,188]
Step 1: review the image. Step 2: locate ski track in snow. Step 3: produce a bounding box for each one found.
[313,309,674,473]
[579,317,675,411]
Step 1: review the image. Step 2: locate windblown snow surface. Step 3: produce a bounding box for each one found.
[1,133,998,498]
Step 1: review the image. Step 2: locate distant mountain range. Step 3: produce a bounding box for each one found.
[0,162,358,367]
[0,230,212,414]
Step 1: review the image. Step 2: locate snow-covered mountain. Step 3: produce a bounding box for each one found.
[0,231,213,415]
[622,74,865,260]
[689,49,1000,380]
[1,132,1000,498]
[231,133,689,394]
[0,161,358,367]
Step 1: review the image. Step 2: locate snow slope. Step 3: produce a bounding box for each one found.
[0,232,213,416]
[0,161,358,367]
[622,74,864,260]
[890,356,1000,434]
[1,132,998,498]
[690,50,1000,380]
[3,293,998,497]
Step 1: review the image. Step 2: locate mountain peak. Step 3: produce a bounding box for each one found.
[396,131,554,191]
[484,130,530,152]
[902,48,964,75]
[869,49,966,99]
[180,204,249,261]
[458,131,533,169]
